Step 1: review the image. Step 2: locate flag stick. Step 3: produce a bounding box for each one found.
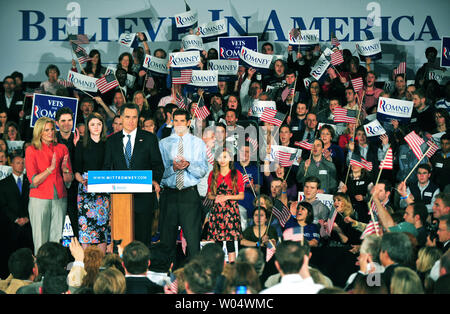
[287,76,298,120]
[113,72,126,102]
[242,165,257,197]
[367,145,391,206]
[367,200,380,236]
[78,89,95,98]
[404,146,432,183]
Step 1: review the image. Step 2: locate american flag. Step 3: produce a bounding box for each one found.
[405,131,426,160]
[368,200,379,216]
[295,139,314,151]
[275,150,297,167]
[326,208,339,235]
[172,69,193,85]
[426,139,439,158]
[266,240,276,262]
[180,229,187,255]
[176,94,187,110]
[350,154,373,171]
[393,62,406,75]
[260,108,286,127]
[379,148,393,170]
[205,146,214,165]
[333,107,357,124]
[272,199,291,227]
[242,173,249,183]
[246,136,258,152]
[71,42,91,64]
[331,36,340,47]
[360,220,380,239]
[351,77,364,93]
[330,50,344,66]
[282,226,304,243]
[193,97,210,120]
[57,79,74,88]
[68,34,90,45]
[95,73,119,94]
[164,271,178,294]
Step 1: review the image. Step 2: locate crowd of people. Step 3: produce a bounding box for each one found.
[0,29,449,295]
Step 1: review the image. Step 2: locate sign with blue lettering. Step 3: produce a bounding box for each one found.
[376,97,413,123]
[442,37,450,67]
[169,50,201,69]
[31,94,78,131]
[356,38,382,61]
[363,119,386,137]
[174,9,198,34]
[87,170,153,193]
[182,34,203,51]
[143,55,169,76]
[288,30,320,51]
[207,59,239,81]
[239,47,273,74]
[186,70,218,93]
[68,70,98,92]
[218,36,258,60]
[197,19,228,43]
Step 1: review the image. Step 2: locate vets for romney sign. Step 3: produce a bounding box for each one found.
[377,97,413,123]
[31,94,78,131]
[169,50,201,69]
[207,59,239,81]
[356,38,382,61]
[182,34,203,51]
[143,55,168,76]
[218,36,258,60]
[239,47,273,73]
[364,119,386,137]
[187,70,218,92]
[197,19,227,43]
[251,100,277,118]
[67,71,98,92]
[289,30,320,51]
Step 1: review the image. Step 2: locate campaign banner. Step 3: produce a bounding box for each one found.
[142,55,168,76]
[169,50,201,69]
[376,97,413,123]
[218,36,258,60]
[429,69,450,84]
[181,34,203,51]
[197,19,227,43]
[442,36,450,67]
[118,32,138,49]
[251,100,277,118]
[207,59,239,81]
[364,119,386,137]
[187,70,218,93]
[174,9,198,33]
[356,38,382,61]
[6,140,25,155]
[239,47,272,73]
[67,70,98,92]
[269,145,301,166]
[87,170,153,193]
[31,94,78,132]
[0,165,12,181]
[298,192,334,212]
[310,54,330,80]
[288,30,320,51]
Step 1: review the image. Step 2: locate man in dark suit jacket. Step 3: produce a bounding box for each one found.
[0,155,33,253]
[0,76,25,124]
[104,103,164,247]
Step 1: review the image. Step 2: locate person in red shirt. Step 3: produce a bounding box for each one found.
[25,117,73,254]
[206,149,244,263]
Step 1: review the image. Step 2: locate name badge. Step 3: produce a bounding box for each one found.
[435,163,443,168]
[400,155,407,159]
[424,192,432,197]
[356,181,365,186]
[411,118,417,123]
[292,126,299,131]
[319,170,327,175]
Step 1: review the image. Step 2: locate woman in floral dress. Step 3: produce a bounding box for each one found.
[207,149,245,263]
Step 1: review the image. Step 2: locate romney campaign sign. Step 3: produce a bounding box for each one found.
[239,47,273,73]
[197,19,227,43]
[143,54,169,76]
[31,94,78,131]
[218,36,258,60]
[376,97,413,123]
[356,38,382,61]
[169,50,201,69]
[207,59,239,81]
[363,119,386,137]
[289,30,320,51]
[187,70,219,93]
[67,71,98,92]
[181,34,203,51]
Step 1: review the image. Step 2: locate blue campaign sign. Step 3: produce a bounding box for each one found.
[218,36,258,60]
[442,37,450,67]
[31,94,78,132]
[87,170,153,193]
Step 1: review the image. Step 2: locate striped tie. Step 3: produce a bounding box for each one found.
[176,137,184,190]
[125,134,132,168]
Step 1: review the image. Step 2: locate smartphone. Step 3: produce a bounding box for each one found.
[235,285,247,294]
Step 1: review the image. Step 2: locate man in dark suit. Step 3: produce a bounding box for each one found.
[103,103,164,247]
[0,76,25,124]
[0,155,33,253]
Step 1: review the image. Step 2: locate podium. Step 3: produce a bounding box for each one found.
[87,170,153,248]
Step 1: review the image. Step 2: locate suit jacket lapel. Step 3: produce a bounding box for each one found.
[130,130,144,168]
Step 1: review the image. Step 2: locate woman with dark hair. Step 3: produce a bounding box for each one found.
[306,81,329,115]
[73,112,110,253]
[40,64,62,95]
[433,108,450,134]
[83,49,107,78]
[117,52,135,75]
[207,149,245,263]
[283,201,320,247]
[319,124,345,180]
[225,93,242,118]
[240,207,278,249]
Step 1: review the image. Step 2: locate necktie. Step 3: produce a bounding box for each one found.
[125,134,132,168]
[176,137,184,190]
[17,177,22,194]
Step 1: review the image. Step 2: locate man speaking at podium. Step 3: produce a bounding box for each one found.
[104,103,164,247]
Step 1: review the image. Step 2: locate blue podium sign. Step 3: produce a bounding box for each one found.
[87,170,153,193]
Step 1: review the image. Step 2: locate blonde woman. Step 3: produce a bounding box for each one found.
[416,247,442,292]
[25,117,73,253]
[133,90,150,120]
[390,267,424,294]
